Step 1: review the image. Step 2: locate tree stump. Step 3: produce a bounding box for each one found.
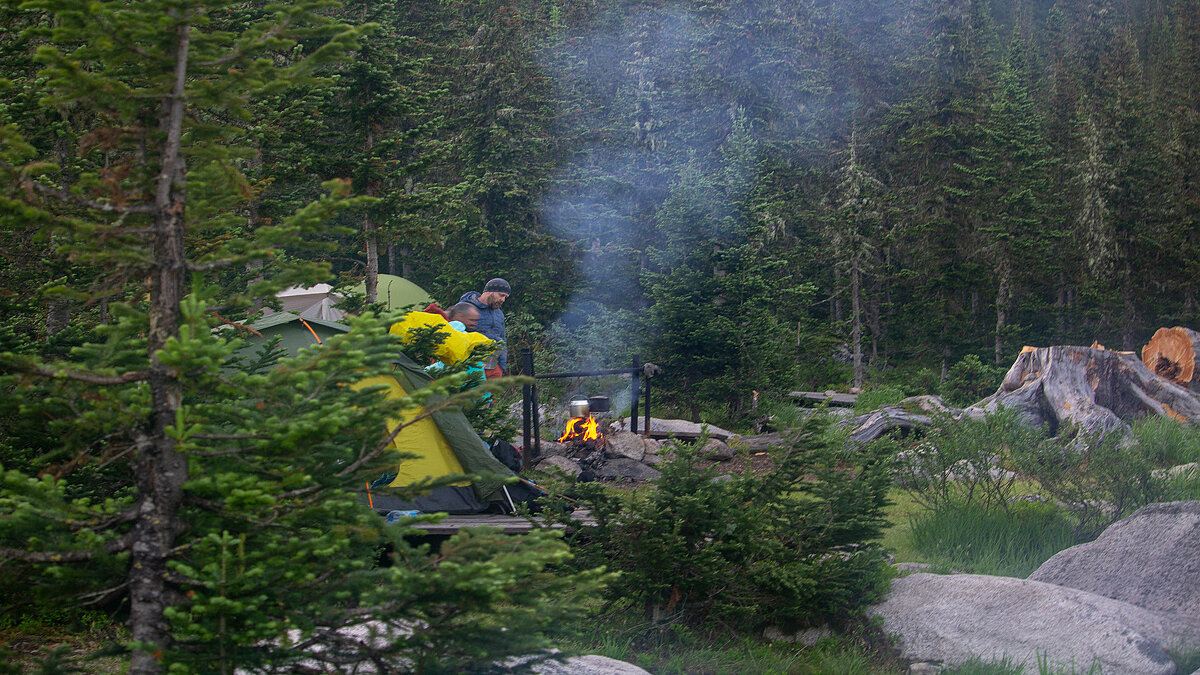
[972,345,1200,436]
[1141,327,1200,393]
[841,345,1200,445]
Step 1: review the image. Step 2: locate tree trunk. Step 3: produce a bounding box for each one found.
[129,19,191,675]
[400,245,412,279]
[851,262,864,390]
[364,213,378,302]
[363,129,378,302]
[995,258,1011,366]
[1141,326,1200,392]
[45,299,69,336]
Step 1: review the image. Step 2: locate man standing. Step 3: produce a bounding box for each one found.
[460,278,510,377]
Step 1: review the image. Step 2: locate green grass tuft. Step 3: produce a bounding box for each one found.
[909,501,1075,578]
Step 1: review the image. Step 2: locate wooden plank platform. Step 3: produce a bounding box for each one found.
[789,390,858,406]
[395,509,595,535]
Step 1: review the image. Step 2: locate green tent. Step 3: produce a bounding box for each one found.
[351,274,434,313]
[239,311,349,358]
[233,312,514,513]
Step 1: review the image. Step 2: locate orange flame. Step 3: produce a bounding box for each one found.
[558,415,601,443]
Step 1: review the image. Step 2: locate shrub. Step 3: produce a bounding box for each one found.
[892,408,1046,515]
[1127,416,1200,467]
[1011,426,1172,541]
[557,416,893,631]
[853,384,908,414]
[940,355,1004,407]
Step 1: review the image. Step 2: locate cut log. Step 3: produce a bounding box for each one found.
[1141,327,1200,392]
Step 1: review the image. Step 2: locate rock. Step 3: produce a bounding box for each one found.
[892,562,933,575]
[762,624,834,646]
[732,432,786,451]
[596,458,662,482]
[535,440,569,458]
[535,455,581,478]
[528,654,651,675]
[701,437,735,461]
[1151,462,1199,480]
[503,651,651,675]
[1028,501,1200,624]
[872,573,1179,674]
[641,438,664,465]
[604,431,646,462]
[618,416,735,441]
[907,664,944,674]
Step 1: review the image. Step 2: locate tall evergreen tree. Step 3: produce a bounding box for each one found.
[823,129,886,388]
[0,2,605,672]
[962,38,1053,364]
[643,111,794,420]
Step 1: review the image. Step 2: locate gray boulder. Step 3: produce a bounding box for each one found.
[1028,501,1200,622]
[732,432,786,451]
[535,440,569,458]
[503,651,650,674]
[514,654,650,675]
[618,416,735,441]
[596,458,662,482]
[604,430,646,462]
[535,455,581,478]
[872,573,1179,674]
[762,624,834,646]
[641,437,664,465]
[700,437,735,461]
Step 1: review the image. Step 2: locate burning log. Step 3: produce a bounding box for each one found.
[559,415,601,443]
[1141,327,1200,393]
[558,414,607,476]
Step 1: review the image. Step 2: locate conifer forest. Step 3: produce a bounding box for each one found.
[2,0,1200,672]
[5,0,1200,415]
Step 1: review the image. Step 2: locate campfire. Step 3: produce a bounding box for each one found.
[558,414,602,444]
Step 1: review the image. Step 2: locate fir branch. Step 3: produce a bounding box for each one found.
[25,178,155,215]
[188,433,264,440]
[0,532,133,563]
[8,361,150,385]
[196,18,292,68]
[186,259,236,272]
[0,548,97,563]
[93,13,157,60]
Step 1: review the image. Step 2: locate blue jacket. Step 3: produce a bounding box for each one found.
[460,291,507,371]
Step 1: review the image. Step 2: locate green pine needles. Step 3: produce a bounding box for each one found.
[556,416,893,632]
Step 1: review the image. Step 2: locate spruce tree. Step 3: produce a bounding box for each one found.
[823,130,887,389]
[961,38,1053,364]
[0,2,605,672]
[643,111,794,420]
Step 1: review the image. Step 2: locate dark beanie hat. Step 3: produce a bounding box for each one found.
[484,278,511,294]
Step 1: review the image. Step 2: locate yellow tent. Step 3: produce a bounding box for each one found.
[356,374,467,487]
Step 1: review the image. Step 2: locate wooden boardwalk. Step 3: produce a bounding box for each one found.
[396,509,595,535]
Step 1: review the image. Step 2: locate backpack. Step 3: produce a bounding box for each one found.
[488,438,523,473]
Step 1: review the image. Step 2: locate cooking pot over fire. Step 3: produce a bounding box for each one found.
[568,398,590,418]
[567,395,611,418]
